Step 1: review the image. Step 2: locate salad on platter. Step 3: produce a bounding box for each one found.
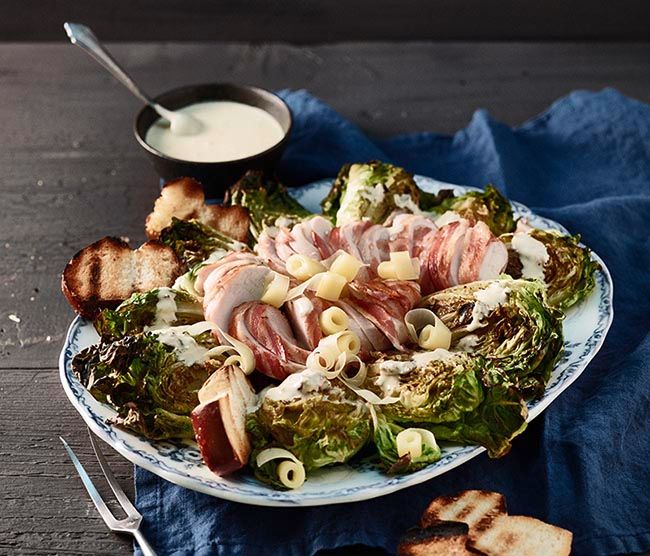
[61,161,599,490]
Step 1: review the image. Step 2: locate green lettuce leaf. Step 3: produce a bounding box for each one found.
[93,288,204,340]
[159,217,245,268]
[321,161,420,225]
[427,185,515,236]
[421,278,564,399]
[226,170,312,237]
[428,383,528,458]
[501,228,599,311]
[72,332,221,440]
[372,411,442,473]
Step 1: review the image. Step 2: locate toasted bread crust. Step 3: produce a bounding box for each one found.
[469,515,572,556]
[422,490,507,531]
[61,236,183,319]
[398,522,477,556]
[145,177,250,243]
[418,491,572,556]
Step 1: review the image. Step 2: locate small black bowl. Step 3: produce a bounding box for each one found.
[134,83,292,199]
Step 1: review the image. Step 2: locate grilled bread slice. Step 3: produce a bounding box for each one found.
[469,514,572,556]
[61,237,183,319]
[145,177,250,242]
[397,522,477,556]
[421,490,506,531]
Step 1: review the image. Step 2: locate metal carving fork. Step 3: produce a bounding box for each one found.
[60,431,157,556]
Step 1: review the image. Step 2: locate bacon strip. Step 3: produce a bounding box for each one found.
[229,302,308,380]
[346,279,420,350]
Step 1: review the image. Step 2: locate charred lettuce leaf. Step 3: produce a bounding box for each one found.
[427,185,515,236]
[321,162,420,225]
[428,382,528,458]
[72,331,221,440]
[366,352,485,424]
[93,288,203,340]
[372,412,442,473]
[226,170,312,237]
[365,352,528,459]
[159,217,246,268]
[501,229,599,311]
[421,279,564,399]
[246,371,371,486]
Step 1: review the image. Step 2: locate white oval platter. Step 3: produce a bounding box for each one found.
[59,175,613,507]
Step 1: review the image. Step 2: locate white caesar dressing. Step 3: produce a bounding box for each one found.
[145,101,285,163]
[274,216,294,228]
[467,282,511,331]
[150,321,215,366]
[146,288,177,330]
[454,334,480,352]
[375,349,456,395]
[336,164,385,225]
[393,193,422,215]
[511,232,549,282]
[264,369,331,402]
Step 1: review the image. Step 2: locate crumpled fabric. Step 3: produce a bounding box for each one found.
[136,88,650,556]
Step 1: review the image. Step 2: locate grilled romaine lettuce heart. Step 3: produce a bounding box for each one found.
[72,330,222,440]
[420,278,564,399]
[366,351,528,458]
[501,228,599,311]
[321,161,420,226]
[159,217,247,269]
[225,170,312,238]
[93,288,204,340]
[425,185,515,236]
[246,370,372,488]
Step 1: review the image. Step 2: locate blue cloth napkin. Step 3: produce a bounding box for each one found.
[135,88,650,556]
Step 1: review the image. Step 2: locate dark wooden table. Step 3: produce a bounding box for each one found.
[1,41,649,555]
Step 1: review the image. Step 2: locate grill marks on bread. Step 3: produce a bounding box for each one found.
[61,237,183,319]
[399,490,572,556]
[421,490,506,531]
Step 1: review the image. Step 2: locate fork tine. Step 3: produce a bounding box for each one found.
[87,429,141,518]
[59,436,119,529]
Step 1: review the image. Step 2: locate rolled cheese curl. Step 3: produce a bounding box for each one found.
[389,251,420,281]
[329,252,364,282]
[260,271,290,308]
[277,460,306,489]
[208,326,256,375]
[306,347,339,375]
[255,447,306,490]
[377,261,398,280]
[319,330,361,356]
[315,271,347,301]
[319,306,349,335]
[285,254,326,282]
[333,352,400,405]
[196,371,230,405]
[396,428,439,459]
[396,429,423,459]
[404,308,451,350]
[305,331,360,377]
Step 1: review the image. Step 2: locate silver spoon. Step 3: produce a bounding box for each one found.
[63,22,202,136]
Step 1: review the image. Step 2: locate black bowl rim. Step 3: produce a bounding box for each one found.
[133,83,292,166]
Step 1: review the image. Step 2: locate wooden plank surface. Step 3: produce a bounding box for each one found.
[0,41,649,555]
[4,1,650,42]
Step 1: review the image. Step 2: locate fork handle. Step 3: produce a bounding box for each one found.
[133,529,157,556]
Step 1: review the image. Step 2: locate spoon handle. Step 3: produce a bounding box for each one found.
[63,22,152,107]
